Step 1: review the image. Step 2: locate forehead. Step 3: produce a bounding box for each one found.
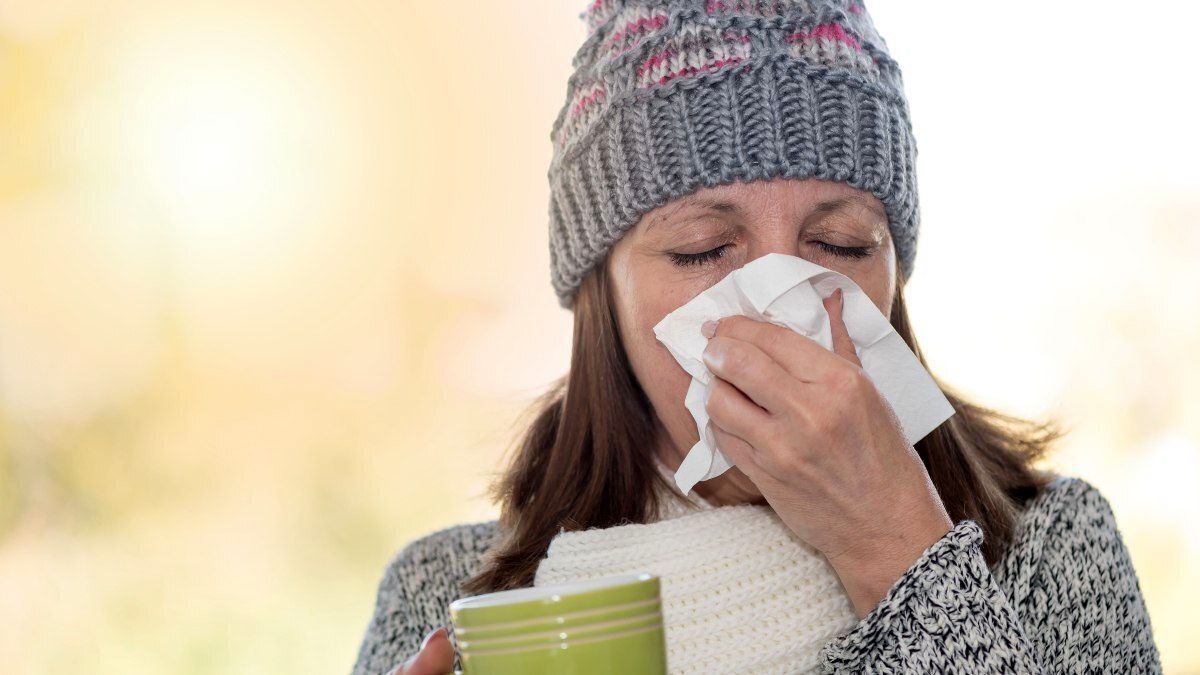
[643,177,888,230]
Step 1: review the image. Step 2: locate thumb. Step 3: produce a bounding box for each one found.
[823,287,861,368]
[401,627,455,675]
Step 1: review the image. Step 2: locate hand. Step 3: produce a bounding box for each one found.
[699,287,953,618]
[387,626,455,675]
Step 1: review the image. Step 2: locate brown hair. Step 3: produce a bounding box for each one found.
[460,259,1063,595]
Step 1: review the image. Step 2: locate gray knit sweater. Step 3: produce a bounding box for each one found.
[349,475,1163,674]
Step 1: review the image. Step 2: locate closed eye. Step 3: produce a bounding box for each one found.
[668,244,730,267]
[668,241,871,267]
[814,241,871,259]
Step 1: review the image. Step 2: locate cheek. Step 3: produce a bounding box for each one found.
[867,274,895,318]
[843,256,895,317]
[617,292,699,438]
[633,336,697,449]
[641,345,691,414]
[623,302,691,404]
[607,246,718,442]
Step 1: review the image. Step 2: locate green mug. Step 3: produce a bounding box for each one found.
[442,571,668,675]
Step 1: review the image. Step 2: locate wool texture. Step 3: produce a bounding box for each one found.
[546,0,920,309]
[348,474,1163,674]
[532,492,858,673]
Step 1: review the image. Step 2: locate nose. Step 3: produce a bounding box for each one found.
[743,224,804,264]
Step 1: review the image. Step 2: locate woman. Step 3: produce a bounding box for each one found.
[352,1,1163,673]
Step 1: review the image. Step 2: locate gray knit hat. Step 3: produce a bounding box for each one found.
[547,0,919,309]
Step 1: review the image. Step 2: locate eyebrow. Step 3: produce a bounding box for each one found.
[808,194,888,222]
[649,193,887,233]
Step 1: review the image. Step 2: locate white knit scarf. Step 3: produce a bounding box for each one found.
[532,461,859,674]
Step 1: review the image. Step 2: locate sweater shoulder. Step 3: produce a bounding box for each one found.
[1015,474,1120,546]
[350,518,500,675]
[996,473,1127,596]
[387,518,502,577]
[382,518,503,607]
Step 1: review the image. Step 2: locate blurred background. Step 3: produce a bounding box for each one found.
[1,1,1197,673]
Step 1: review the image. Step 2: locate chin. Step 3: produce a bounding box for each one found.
[697,465,770,506]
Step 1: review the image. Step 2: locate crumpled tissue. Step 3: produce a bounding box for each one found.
[652,253,956,496]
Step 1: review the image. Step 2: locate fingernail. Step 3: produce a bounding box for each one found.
[701,319,719,338]
[701,342,722,370]
[421,626,446,650]
[835,287,844,311]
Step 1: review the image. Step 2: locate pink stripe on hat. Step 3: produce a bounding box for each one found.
[788,22,862,52]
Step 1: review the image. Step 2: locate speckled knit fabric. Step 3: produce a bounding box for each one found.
[348,474,1163,674]
[546,0,921,309]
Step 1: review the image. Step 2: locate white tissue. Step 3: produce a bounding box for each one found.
[652,253,955,496]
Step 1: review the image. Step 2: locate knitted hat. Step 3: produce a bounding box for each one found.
[547,0,919,309]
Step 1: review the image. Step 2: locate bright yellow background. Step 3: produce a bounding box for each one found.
[2,1,1197,673]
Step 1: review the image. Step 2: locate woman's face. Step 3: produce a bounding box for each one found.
[607,177,898,507]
